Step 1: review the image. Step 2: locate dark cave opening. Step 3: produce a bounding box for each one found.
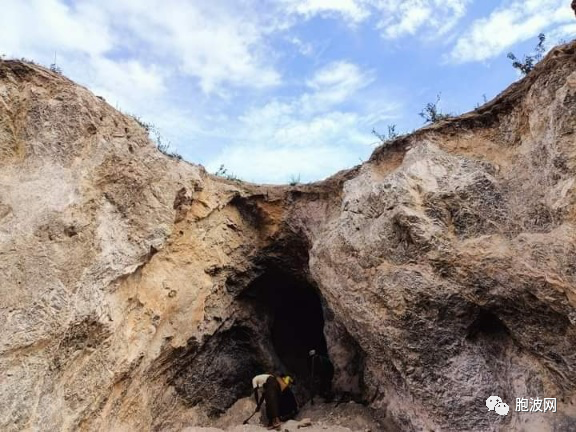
[167,258,364,418]
[466,309,510,340]
[241,267,329,382]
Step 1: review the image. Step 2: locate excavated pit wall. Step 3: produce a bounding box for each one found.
[1,41,576,432]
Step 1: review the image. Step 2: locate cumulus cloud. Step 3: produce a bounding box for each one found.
[302,61,374,114]
[0,0,112,58]
[449,0,574,63]
[375,0,470,39]
[238,105,368,150]
[209,141,361,184]
[95,0,281,94]
[280,0,470,38]
[307,60,369,91]
[280,0,370,23]
[206,61,397,183]
[0,0,171,128]
[0,0,281,97]
[79,58,167,111]
[285,36,315,56]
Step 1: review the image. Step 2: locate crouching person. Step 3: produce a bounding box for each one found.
[252,374,296,430]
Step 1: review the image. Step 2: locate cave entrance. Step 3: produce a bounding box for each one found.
[242,266,328,381]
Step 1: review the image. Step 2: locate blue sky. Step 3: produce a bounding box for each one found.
[1,0,575,184]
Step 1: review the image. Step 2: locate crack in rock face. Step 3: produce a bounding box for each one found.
[1,42,576,432]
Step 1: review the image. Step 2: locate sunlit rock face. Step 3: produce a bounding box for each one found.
[0,42,575,432]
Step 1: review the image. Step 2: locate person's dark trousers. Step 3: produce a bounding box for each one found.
[279,387,298,421]
[263,376,281,424]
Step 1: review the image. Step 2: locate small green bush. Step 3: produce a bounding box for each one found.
[156,136,182,160]
[130,114,152,132]
[419,94,451,123]
[49,63,62,74]
[289,174,301,186]
[507,33,546,75]
[130,114,182,160]
[214,164,241,181]
[372,125,399,145]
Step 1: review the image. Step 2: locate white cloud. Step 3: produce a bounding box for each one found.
[379,5,431,39]
[0,0,282,95]
[96,0,281,94]
[239,106,368,149]
[307,60,367,89]
[237,60,375,138]
[547,23,576,44]
[206,61,397,183]
[375,0,470,39]
[208,141,361,184]
[302,61,374,114]
[0,0,112,58]
[286,36,315,56]
[79,58,167,111]
[280,0,370,23]
[280,0,470,38]
[0,0,169,125]
[449,0,574,63]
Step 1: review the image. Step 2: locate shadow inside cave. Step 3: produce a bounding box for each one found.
[164,262,364,419]
[240,267,329,382]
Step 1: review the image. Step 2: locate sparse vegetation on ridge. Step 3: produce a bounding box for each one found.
[214,164,241,182]
[419,94,451,124]
[508,33,546,75]
[289,174,301,186]
[372,125,401,147]
[50,53,62,74]
[129,114,182,160]
[49,63,62,74]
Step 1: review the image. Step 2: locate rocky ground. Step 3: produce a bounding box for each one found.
[183,398,382,432]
